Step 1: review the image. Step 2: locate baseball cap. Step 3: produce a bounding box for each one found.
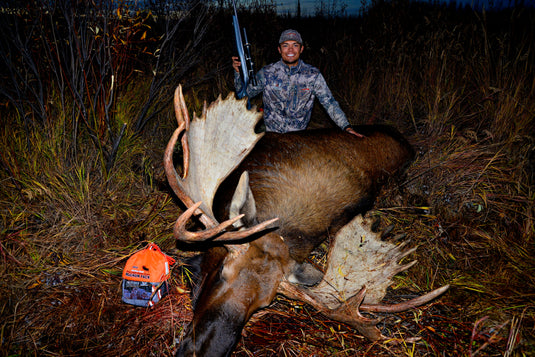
[279,29,303,44]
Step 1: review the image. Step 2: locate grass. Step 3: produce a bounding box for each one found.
[1,1,534,356]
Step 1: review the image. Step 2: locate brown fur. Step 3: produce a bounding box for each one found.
[215,126,414,262]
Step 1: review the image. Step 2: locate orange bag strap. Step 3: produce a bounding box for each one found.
[147,242,176,266]
[147,242,162,253]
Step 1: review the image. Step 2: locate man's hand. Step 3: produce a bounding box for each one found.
[232,56,241,73]
[345,127,364,138]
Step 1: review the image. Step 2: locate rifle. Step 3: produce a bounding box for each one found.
[232,0,256,99]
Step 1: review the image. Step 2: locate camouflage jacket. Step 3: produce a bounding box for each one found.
[234,59,351,133]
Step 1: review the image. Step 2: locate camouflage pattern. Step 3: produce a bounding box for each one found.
[235,59,351,133]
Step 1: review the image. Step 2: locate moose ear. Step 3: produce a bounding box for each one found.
[229,171,257,229]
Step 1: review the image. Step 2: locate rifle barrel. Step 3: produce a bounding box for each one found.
[243,29,256,86]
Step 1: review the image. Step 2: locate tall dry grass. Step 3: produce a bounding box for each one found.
[1,0,534,356]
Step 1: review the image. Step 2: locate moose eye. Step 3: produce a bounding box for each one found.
[217,264,226,281]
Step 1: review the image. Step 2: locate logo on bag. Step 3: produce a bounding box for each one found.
[125,272,150,280]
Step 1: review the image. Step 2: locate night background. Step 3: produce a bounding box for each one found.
[0,0,533,355]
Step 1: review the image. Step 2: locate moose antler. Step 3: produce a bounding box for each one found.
[164,85,277,243]
[278,214,449,341]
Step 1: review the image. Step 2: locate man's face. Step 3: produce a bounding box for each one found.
[278,41,304,67]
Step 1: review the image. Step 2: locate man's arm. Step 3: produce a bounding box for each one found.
[313,73,363,137]
[232,57,264,99]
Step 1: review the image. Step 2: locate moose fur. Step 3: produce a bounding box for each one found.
[214,127,414,262]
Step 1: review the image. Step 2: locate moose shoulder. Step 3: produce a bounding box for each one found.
[166,87,447,357]
[214,127,414,263]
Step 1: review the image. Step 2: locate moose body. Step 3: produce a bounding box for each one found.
[214,127,414,262]
[176,126,414,356]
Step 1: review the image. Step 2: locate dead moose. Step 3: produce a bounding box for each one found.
[165,86,449,356]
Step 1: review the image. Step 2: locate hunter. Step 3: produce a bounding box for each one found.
[232,29,362,137]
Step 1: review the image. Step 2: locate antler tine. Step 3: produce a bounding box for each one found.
[174,201,279,243]
[174,85,191,179]
[222,217,279,240]
[398,245,418,259]
[174,201,243,241]
[164,126,194,207]
[174,85,190,130]
[360,285,450,313]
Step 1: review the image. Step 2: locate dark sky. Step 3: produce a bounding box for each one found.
[275,0,518,15]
